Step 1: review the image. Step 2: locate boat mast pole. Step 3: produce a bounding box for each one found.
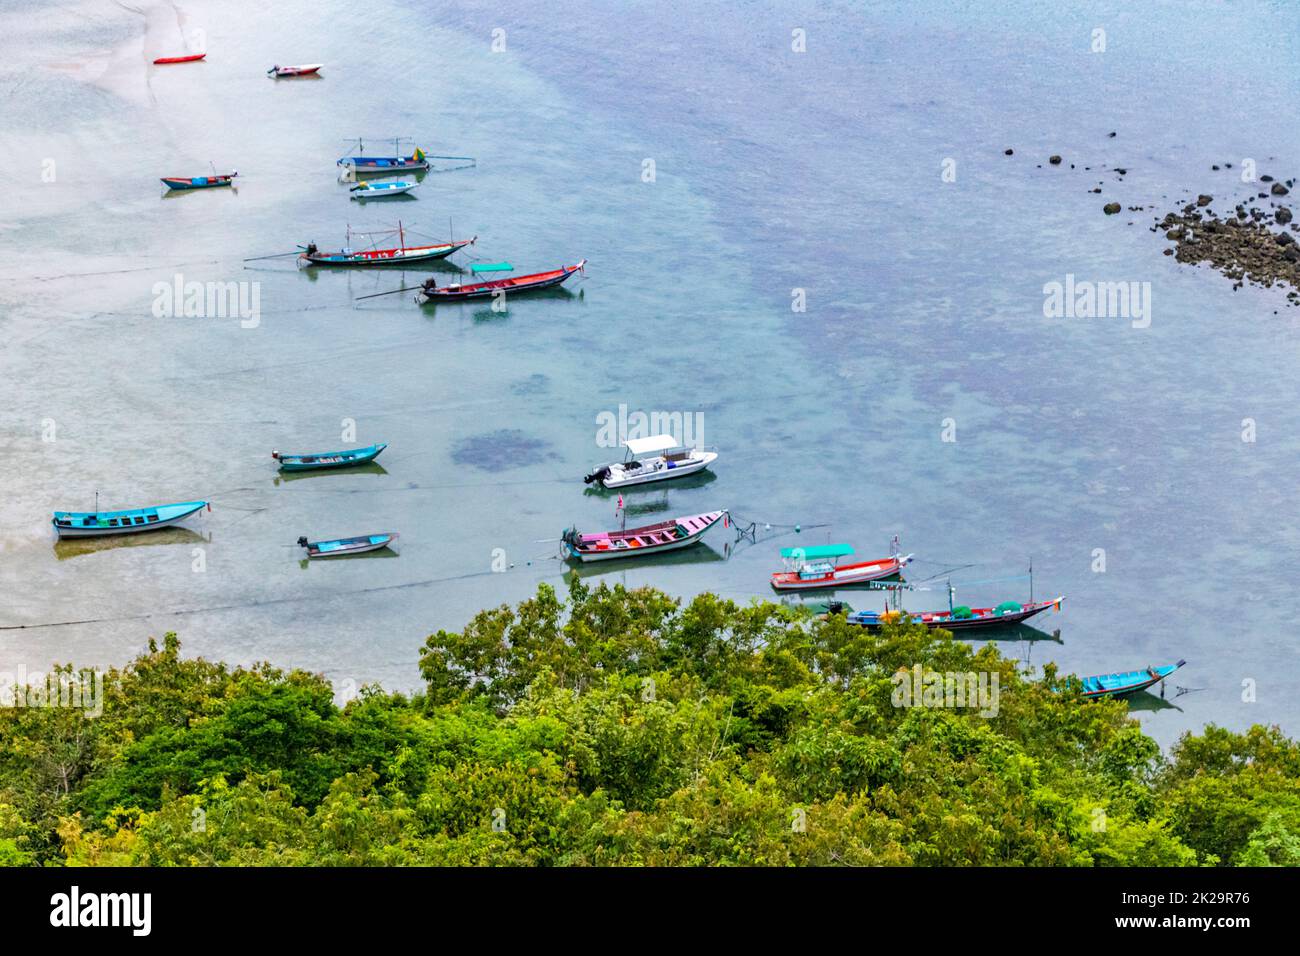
[1029,557,1034,603]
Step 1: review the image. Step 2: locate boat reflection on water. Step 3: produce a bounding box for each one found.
[54,527,209,560]
[562,543,727,581]
[273,462,389,485]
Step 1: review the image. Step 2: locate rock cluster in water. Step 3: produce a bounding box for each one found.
[1002,140,1300,305]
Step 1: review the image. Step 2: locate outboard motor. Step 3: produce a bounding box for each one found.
[583,466,612,485]
[296,536,309,548]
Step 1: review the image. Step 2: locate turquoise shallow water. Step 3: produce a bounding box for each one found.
[2,0,1299,746]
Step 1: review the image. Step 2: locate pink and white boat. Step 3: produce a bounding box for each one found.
[561,510,727,562]
[268,63,322,77]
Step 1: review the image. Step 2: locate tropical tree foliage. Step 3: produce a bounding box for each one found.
[1,583,1293,865]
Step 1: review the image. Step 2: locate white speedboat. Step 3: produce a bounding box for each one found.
[584,434,718,489]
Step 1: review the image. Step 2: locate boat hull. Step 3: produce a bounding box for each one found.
[275,443,387,472]
[338,159,430,176]
[53,501,207,538]
[270,64,322,77]
[350,183,415,199]
[162,176,235,190]
[771,554,912,591]
[562,510,725,563]
[599,452,717,489]
[154,54,206,64]
[849,597,1064,631]
[1081,660,1185,699]
[423,261,585,301]
[303,532,399,557]
[302,240,471,267]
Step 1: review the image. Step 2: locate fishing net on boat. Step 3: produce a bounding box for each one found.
[994,601,1022,615]
[953,605,974,619]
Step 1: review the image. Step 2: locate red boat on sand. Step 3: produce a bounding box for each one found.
[154,53,206,64]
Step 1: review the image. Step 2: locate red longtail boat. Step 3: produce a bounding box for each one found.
[420,260,585,301]
[154,53,206,64]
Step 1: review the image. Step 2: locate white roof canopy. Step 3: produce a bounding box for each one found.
[623,434,681,456]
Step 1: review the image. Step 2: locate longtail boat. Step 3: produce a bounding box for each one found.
[162,171,237,190]
[421,260,586,301]
[350,180,417,200]
[300,223,473,266]
[337,138,431,175]
[298,532,399,558]
[771,539,913,591]
[562,510,727,562]
[847,596,1064,631]
[52,500,209,538]
[1076,660,1186,699]
[154,53,206,64]
[584,434,717,489]
[268,63,322,77]
[273,443,387,471]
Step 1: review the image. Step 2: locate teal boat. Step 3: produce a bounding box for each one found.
[53,500,208,538]
[273,443,387,472]
[1078,660,1186,699]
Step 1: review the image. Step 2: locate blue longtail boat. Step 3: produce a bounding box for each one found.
[52,500,209,538]
[272,443,387,472]
[298,532,399,557]
[1077,660,1186,699]
[161,171,237,190]
[337,138,431,175]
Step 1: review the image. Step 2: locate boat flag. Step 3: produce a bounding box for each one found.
[413,146,426,162]
[616,494,624,511]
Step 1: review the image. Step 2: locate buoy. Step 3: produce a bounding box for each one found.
[795,524,801,533]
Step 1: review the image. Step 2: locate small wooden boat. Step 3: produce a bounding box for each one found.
[1077,660,1186,699]
[848,596,1064,631]
[52,500,208,538]
[562,510,726,562]
[273,443,387,471]
[422,260,586,301]
[268,64,322,77]
[162,171,237,190]
[300,223,473,266]
[298,532,399,558]
[770,541,913,591]
[154,53,206,65]
[584,434,717,489]
[350,180,417,200]
[337,139,431,175]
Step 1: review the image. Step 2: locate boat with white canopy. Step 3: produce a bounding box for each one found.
[583,434,718,489]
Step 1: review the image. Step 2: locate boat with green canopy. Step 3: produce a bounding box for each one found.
[770,538,912,591]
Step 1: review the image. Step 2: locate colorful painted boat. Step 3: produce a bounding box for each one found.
[154,53,206,65]
[771,542,913,591]
[562,510,727,562]
[161,172,237,190]
[300,224,473,266]
[847,596,1064,631]
[52,500,208,538]
[298,532,399,557]
[268,63,322,77]
[350,180,417,199]
[273,443,387,471]
[1078,661,1186,699]
[337,140,431,175]
[421,260,586,301]
[584,434,717,489]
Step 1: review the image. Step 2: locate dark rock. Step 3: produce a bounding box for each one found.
[1004,148,1013,155]
[1115,167,1128,175]
[1103,202,1121,215]
[1049,155,1062,165]
[1261,174,1274,182]
[1196,194,1213,206]
[1212,165,1220,170]
[1108,131,1116,137]
[1090,187,1101,193]
[1272,182,1289,196]
[1275,231,1294,246]
[1276,207,1293,225]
